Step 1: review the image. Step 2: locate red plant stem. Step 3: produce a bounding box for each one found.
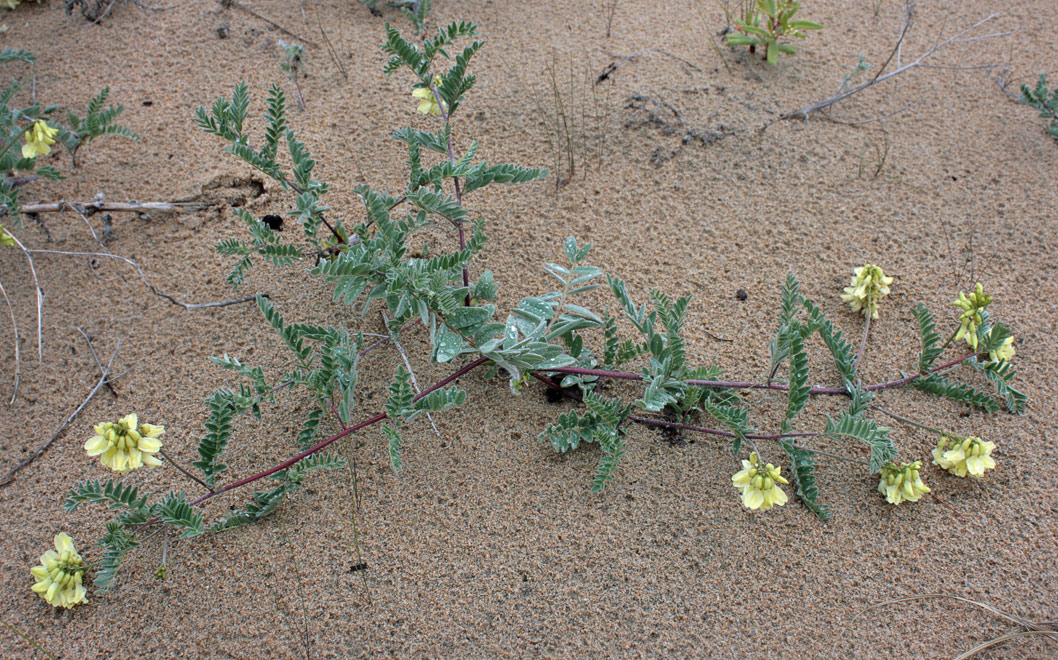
[185,346,975,509]
[189,356,489,507]
[544,352,978,395]
[529,372,815,442]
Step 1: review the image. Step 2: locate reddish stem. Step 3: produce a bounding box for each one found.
[544,352,978,396]
[189,356,489,507]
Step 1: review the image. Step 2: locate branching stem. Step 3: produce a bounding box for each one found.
[545,351,978,396]
[188,356,490,507]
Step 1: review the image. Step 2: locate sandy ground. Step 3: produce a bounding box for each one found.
[1,0,1056,658]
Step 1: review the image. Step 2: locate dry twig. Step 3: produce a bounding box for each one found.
[26,249,263,310]
[16,200,211,216]
[782,5,1012,120]
[4,230,43,365]
[863,593,1058,659]
[0,337,128,487]
[0,278,19,403]
[221,0,319,48]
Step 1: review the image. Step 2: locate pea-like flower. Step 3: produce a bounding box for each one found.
[878,461,930,505]
[0,225,14,248]
[412,75,446,116]
[21,119,59,159]
[85,413,165,473]
[30,533,88,609]
[987,334,1015,365]
[841,264,893,319]
[953,283,993,351]
[732,452,789,511]
[932,435,996,478]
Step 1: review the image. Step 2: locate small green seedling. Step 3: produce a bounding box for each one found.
[725,0,822,65]
[1019,74,1058,142]
[278,41,306,111]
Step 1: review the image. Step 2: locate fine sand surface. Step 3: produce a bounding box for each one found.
[1,1,1056,658]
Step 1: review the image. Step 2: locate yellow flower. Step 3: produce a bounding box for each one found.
[841,264,893,319]
[21,119,59,159]
[412,75,446,116]
[987,334,1015,365]
[732,452,789,511]
[0,225,14,247]
[85,413,164,473]
[953,283,992,351]
[932,436,996,478]
[30,533,88,609]
[878,461,930,504]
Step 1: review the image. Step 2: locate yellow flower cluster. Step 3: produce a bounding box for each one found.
[932,436,996,478]
[21,119,58,159]
[953,283,992,351]
[0,225,14,247]
[85,413,164,473]
[841,264,893,319]
[878,461,930,505]
[412,75,446,116]
[732,452,789,511]
[30,533,88,609]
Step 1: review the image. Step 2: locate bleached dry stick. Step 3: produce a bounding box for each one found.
[17,200,210,215]
[4,231,43,365]
[0,338,128,487]
[782,9,1012,120]
[0,278,19,403]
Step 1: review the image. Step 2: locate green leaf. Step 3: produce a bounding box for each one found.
[783,327,811,423]
[158,493,204,538]
[94,523,139,591]
[591,428,627,493]
[382,23,428,76]
[297,408,325,449]
[193,389,251,487]
[802,299,856,384]
[413,386,466,414]
[908,374,1000,413]
[0,47,35,64]
[970,359,1027,414]
[64,479,150,513]
[823,413,895,473]
[778,439,829,520]
[384,425,403,473]
[703,401,753,456]
[911,303,943,372]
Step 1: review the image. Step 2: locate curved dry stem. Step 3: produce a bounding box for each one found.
[26,249,262,310]
[5,231,43,364]
[0,278,20,403]
[0,337,127,487]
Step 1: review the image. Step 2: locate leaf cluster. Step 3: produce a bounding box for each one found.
[1020,74,1058,142]
[725,0,823,65]
[1,56,134,225]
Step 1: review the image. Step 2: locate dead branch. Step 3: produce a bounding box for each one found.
[26,249,264,310]
[5,231,43,365]
[220,0,320,48]
[782,7,1012,121]
[0,279,19,403]
[595,48,702,86]
[15,200,212,216]
[0,337,128,487]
